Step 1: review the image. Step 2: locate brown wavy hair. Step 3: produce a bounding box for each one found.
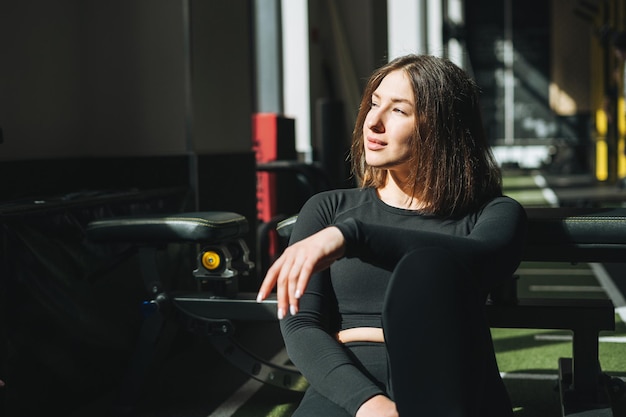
[350,54,502,217]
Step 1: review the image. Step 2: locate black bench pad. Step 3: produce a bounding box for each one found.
[86,211,248,244]
[524,207,626,263]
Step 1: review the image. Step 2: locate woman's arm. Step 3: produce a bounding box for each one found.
[336,197,527,290]
[259,225,345,318]
[272,192,388,415]
[258,196,527,316]
[280,272,387,415]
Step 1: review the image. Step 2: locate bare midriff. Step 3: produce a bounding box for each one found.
[336,327,385,344]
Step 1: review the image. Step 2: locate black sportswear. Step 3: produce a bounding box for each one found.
[280,187,527,416]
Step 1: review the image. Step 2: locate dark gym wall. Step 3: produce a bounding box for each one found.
[0,2,257,414]
[0,0,188,159]
[189,0,256,221]
[0,0,256,220]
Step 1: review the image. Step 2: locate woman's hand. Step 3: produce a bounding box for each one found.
[356,395,398,417]
[256,226,346,319]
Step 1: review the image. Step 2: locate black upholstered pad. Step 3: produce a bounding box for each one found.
[86,211,248,244]
[524,207,626,262]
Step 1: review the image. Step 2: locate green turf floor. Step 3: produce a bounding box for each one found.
[493,261,626,416]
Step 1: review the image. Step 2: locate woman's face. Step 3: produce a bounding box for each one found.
[363,69,416,175]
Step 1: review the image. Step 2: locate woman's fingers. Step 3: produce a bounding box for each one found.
[257,245,310,319]
[292,258,314,308]
[256,248,302,319]
[256,226,346,319]
[256,255,282,302]
[275,254,298,319]
[279,248,310,317]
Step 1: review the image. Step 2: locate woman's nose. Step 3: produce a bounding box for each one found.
[367,114,384,132]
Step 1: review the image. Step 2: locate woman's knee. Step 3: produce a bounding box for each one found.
[384,247,473,302]
[382,246,484,338]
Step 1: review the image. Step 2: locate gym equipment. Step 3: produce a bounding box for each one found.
[86,211,304,397]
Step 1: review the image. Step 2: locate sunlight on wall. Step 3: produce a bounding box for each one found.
[549,83,578,115]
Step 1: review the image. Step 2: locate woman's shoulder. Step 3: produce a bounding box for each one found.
[290,188,375,239]
[304,187,374,208]
[297,187,376,223]
[480,194,527,220]
[485,195,525,209]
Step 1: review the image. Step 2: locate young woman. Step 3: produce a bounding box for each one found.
[257,54,527,417]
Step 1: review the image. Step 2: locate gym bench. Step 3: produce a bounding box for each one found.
[86,207,626,416]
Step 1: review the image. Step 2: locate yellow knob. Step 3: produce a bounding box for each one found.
[202,251,221,270]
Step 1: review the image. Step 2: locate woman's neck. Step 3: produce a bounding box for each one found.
[376,174,425,211]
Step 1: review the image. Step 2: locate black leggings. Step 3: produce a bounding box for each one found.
[293,342,391,417]
[293,247,513,417]
[383,247,513,417]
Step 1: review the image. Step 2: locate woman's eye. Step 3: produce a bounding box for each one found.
[393,108,406,114]
[371,101,379,108]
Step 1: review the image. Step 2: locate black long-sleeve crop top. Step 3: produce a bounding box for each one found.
[279,187,527,415]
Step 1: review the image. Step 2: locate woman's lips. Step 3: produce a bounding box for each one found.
[366,137,387,151]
